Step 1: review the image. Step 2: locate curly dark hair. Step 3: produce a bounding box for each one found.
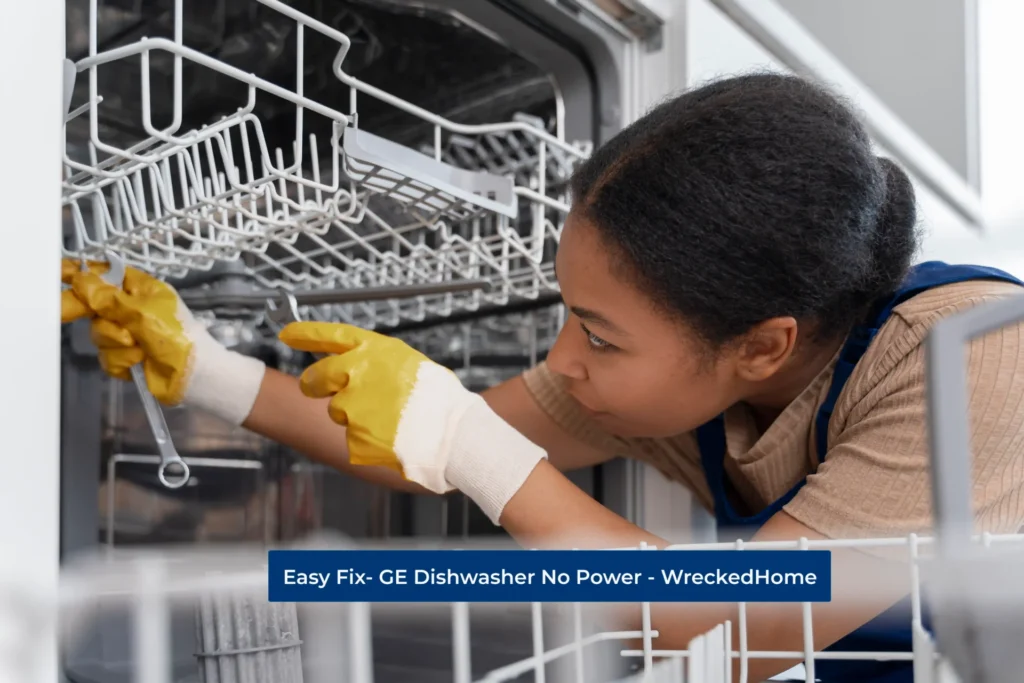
[569,72,921,349]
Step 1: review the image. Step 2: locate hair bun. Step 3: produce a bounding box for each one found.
[875,158,916,236]
[864,157,919,296]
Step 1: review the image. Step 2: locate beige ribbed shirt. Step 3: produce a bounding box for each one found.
[522,280,1024,543]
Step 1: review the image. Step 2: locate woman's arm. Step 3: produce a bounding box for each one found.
[243,367,426,493]
[271,321,916,681]
[499,460,909,683]
[242,367,618,494]
[60,260,617,493]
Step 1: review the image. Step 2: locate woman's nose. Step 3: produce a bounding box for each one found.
[545,323,588,381]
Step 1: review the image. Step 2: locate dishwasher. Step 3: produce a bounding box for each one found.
[4,0,1022,682]
[55,1,663,682]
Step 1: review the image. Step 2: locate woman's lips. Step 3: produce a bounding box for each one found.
[574,397,610,418]
[566,385,613,418]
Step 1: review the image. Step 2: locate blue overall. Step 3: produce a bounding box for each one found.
[695,261,1024,683]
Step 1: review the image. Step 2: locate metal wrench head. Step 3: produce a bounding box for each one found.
[265,292,303,329]
[264,293,329,361]
[157,458,191,489]
[97,250,127,289]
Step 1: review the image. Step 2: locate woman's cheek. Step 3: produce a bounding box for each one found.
[594,361,666,411]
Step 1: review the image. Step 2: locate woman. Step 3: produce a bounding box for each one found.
[62,73,1024,682]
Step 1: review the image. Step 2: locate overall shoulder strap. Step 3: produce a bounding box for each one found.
[866,261,1024,331]
[814,261,1024,462]
[696,261,1023,532]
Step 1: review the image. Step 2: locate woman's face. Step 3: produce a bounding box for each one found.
[546,213,748,439]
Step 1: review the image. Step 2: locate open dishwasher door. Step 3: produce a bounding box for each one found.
[59,1,667,681]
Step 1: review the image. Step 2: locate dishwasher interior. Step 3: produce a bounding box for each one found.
[59,0,635,681]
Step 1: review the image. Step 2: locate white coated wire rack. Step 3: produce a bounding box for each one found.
[11,531,1024,683]
[62,0,591,330]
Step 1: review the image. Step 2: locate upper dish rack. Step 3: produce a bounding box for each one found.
[62,0,591,330]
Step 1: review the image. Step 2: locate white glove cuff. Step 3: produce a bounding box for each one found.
[444,395,548,525]
[181,313,266,426]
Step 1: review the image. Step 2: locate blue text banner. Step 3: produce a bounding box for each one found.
[268,549,831,603]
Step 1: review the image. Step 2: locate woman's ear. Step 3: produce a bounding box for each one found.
[733,317,799,382]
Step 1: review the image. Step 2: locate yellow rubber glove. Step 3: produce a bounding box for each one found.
[61,257,266,424]
[62,258,189,401]
[278,321,548,523]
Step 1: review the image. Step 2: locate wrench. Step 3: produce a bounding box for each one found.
[265,293,328,361]
[264,292,303,330]
[94,254,191,489]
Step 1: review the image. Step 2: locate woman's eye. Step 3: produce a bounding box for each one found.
[580,322,612,351]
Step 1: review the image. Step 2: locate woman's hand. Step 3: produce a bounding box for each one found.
[278,321,549,523]
[60,258,265,425]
